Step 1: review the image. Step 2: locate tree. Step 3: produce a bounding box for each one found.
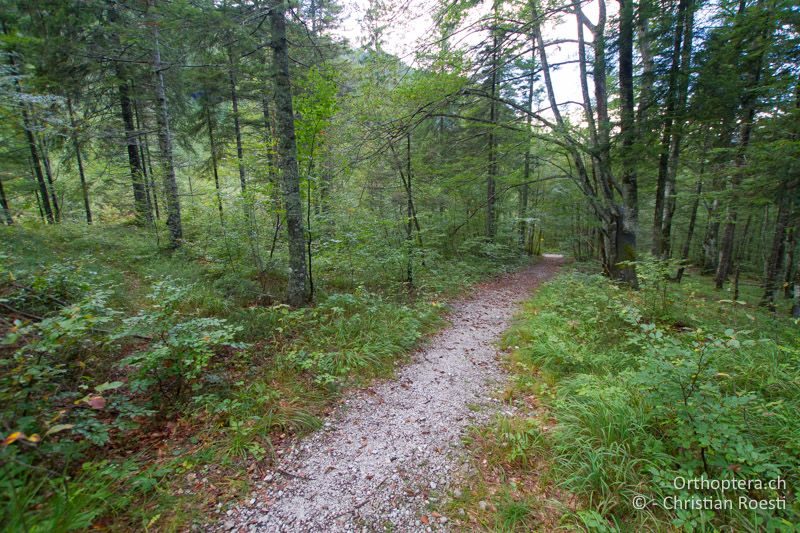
[270,0,308,306]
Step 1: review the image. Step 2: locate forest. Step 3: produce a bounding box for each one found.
[0,0,798,530]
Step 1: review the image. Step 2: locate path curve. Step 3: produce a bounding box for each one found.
[224,256,563,532]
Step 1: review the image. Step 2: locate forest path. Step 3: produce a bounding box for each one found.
[224,256,564,532]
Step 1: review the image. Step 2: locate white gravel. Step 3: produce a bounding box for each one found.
[221,257,562,532]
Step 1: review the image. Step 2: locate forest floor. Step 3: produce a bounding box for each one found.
[221,255,564,532]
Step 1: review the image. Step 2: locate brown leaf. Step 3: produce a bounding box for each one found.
[420,515,429,525]
[86,396,106,409]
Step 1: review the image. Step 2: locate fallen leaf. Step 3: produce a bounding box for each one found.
[86,396,106,409]
[45,424,75,436]
[3,432,23,446]
[420,515,429,525]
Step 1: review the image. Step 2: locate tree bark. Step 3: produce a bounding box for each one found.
[635,0,655,133]
[150,0,182,247]
[135,101,160,220]
[406,132,414,284]
[714,0,769,288]
[653,0,690,257]
[520,34,535,251]
[676,179,702,281]
[0,177,12,225]
[270,0,308,306]
[618,0,639,276]
[229,63,248,193]
[40,142,60,222]
[117,71,151,225]
[660,0,694,258]
[67,96,92,224]
[784,224,796,299]
[4,24,53,224]
[485,0,499,241]
[761,200,789,309]
[206,105,225,223]
[230,59,265,273]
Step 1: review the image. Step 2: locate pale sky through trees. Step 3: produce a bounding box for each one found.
[333,0,599,114]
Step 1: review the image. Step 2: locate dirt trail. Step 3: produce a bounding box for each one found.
[224,256,563,532]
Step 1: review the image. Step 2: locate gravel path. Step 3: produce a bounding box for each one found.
[223,256,563,532]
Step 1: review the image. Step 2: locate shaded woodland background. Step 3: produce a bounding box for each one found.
[0,0,798,529]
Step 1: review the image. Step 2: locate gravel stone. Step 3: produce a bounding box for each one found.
[219,258,562,532]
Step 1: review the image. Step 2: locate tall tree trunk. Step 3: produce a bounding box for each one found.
[714,0,770,288]
[136,101,160,220]
[4,25,52,224]
[702,197,720,273]
[39,138,61,222]
[618,0,639,280]
[784,224,796,299]
[206,105,225,223]
[653,0,690,256]
[150,0,182,247]
[116,72,151,225]
[229,63,248,193]
[519,38,535,251]
[230,59,265,273]
[0,178,12,225]
[67,96,92,224]
[132,94,154,220]
[486,0,499,241]
[660,0,694,258]
[406,132,414,284]
[676,179,702,281]
[761,200,789,309]
[270,0,308,306]
[635,0,655,133]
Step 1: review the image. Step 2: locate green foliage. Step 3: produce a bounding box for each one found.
[119,279,246,406]
[486,271,800,530]
[1,223,522,529]
[281,288,437,385]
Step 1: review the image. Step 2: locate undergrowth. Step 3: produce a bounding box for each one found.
[0,223,529,531]
[451,257,800,532]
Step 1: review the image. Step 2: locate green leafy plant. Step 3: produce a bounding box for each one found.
[119,279,246,406]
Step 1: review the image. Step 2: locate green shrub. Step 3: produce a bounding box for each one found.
[119,279,245,406]
[493,270,800,530]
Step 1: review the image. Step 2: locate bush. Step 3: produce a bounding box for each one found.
[491,270,800,530]
[119,279,245,406]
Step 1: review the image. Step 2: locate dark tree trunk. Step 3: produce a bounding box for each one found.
[486,4,498,241]
[5,33,54,224]
[653,0,690,257]
[520,39,535,251]
[702,198,720,273]
[270,0,308,306]
[205,105,225,223]
[660,0,694,258]
[406,132,414,284]
[23,121,53,223]
[132,95,154,220]
[715,0,769,288]
[635,0,655,133]
[67,96,92,224]
[618,0,638,275]
[676,179,702,281]
[784,224,796,299]
[0,178,12,225]
[136,103,160,221]
[229,63,248,193]
[150,0,182,247]
[117,73,151,225]
[761,200,790,309]
[39,138,61,222]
